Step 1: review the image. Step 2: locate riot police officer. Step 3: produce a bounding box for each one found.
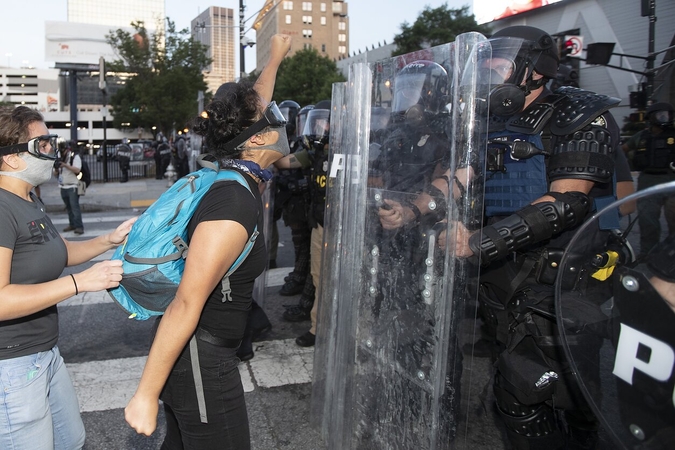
[276,102,318,321]
[623,102,675,257]
[381,26,623,449]
[116,137,132,183]
[156,135,172,179]
[275,100,332,346]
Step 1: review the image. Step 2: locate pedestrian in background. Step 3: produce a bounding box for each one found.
[55,140,84,234]
[124,33,292,449]
[0,105,135,450]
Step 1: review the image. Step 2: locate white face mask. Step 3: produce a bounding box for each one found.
[0,153,54,187]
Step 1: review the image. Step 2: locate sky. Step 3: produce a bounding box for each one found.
[0,0,471,73]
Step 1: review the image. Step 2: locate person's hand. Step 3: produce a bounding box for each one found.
[378,199,414,230]
[269,34,292,62]
[75,260,124,292]
[447,220,475,258]
[108,217,138,246]
[125,393,159,436]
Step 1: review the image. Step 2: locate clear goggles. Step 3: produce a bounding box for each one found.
[223,101,287,150]
[0,134,60,161]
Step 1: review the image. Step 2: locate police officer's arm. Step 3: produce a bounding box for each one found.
[379,166,475,229]
[274,148,311,170]
[125,219,250,436]
[253,34,291,104]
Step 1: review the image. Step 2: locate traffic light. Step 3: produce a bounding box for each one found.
[550,63,579,90]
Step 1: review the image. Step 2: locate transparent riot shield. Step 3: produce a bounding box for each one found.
[311,32,492,449]
[254,179,273,307]
[556,181,675,450]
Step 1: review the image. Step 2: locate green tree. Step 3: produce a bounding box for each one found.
[271,48,346,106]
[393,4,491,56]
[106,19,211,137]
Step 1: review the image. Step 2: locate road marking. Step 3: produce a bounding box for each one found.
[67,339,314,413]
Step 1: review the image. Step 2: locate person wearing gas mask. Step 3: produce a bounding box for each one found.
[124,34,292,447]
[274,100,332,347]
[380,26,627,449]
[622,102,675,257]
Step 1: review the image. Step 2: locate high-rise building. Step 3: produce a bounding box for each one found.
[68,0,165,29]
[192,7,237,94]
[253,0,349,72]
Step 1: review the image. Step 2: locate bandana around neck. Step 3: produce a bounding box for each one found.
[223,159,273,182]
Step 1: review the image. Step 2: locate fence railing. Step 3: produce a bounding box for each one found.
[83,153,158,183]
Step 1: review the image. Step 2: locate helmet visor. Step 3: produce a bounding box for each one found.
[392,73,427,113]
[302,109,330,141]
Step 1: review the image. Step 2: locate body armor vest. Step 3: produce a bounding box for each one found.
[485,132,548,217]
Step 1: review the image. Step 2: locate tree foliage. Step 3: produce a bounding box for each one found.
[106,20,211,136]
[271,48,346,106]
[393,4,491,56]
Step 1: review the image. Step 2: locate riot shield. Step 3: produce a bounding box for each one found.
[556,181,675,450]
[254,179,273,307]
[311,32,492,449]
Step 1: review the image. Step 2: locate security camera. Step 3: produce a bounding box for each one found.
[241,36,255,48]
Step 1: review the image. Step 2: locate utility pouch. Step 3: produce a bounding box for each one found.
[535,248,563,286]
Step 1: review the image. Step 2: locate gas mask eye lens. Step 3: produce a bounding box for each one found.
[32,135,59,160]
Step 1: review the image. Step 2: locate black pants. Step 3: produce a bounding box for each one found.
[160,339,250,449]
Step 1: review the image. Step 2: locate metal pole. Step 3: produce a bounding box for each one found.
[240,0,246,78]
[69,71,78,144]
[646,0,656,102]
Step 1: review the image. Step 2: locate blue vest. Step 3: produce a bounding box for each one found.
[484,132,548,217]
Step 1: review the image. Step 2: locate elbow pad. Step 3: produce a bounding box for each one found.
[469,191,590,266]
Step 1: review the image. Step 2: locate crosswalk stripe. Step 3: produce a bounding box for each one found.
[58,213,305,414]
[67,339,314,413]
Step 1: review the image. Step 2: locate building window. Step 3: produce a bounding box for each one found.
[322,44,326,52]
[286,15,291,24]
[338,21,346,30]
[321,2,326,12]
[302,2,312,11]
[333,2,342,13]
[303,29,313,38]
[283,1,293,10]
[321,16,326,25]
[339,34,346,42]
[338,45,346,54]
[303,15,313,24]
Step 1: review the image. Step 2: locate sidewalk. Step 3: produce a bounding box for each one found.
[40,176,171,213]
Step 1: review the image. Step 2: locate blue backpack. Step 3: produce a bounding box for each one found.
[107,155,259,321]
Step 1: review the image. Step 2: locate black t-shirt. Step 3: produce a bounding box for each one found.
[186,170,266,341]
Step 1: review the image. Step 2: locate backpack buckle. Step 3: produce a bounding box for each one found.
[172,236,189,259]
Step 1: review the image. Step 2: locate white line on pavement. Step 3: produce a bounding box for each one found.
[67,339,314,413]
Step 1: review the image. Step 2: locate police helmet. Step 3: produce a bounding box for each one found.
[491,26,559,81]
[646,102,674,128]
[392,60,449,126]
[302,100,331,144]
[296,105,314,140]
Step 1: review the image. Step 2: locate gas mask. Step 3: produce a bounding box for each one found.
[0,134,59,187]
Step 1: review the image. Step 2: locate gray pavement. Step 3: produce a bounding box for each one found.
[39,176,172,213]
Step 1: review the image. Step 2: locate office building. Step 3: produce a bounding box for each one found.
[253,0,349,72]
[68,0,165,30]
[192,7,237,93]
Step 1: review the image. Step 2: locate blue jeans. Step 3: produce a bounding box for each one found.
[60,187,84,230]
[0,346,85,450]
[160,340,250,450]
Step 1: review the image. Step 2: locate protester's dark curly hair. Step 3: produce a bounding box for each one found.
[191,81,262,160]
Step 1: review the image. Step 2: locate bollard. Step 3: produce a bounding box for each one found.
[164,162,177,186]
